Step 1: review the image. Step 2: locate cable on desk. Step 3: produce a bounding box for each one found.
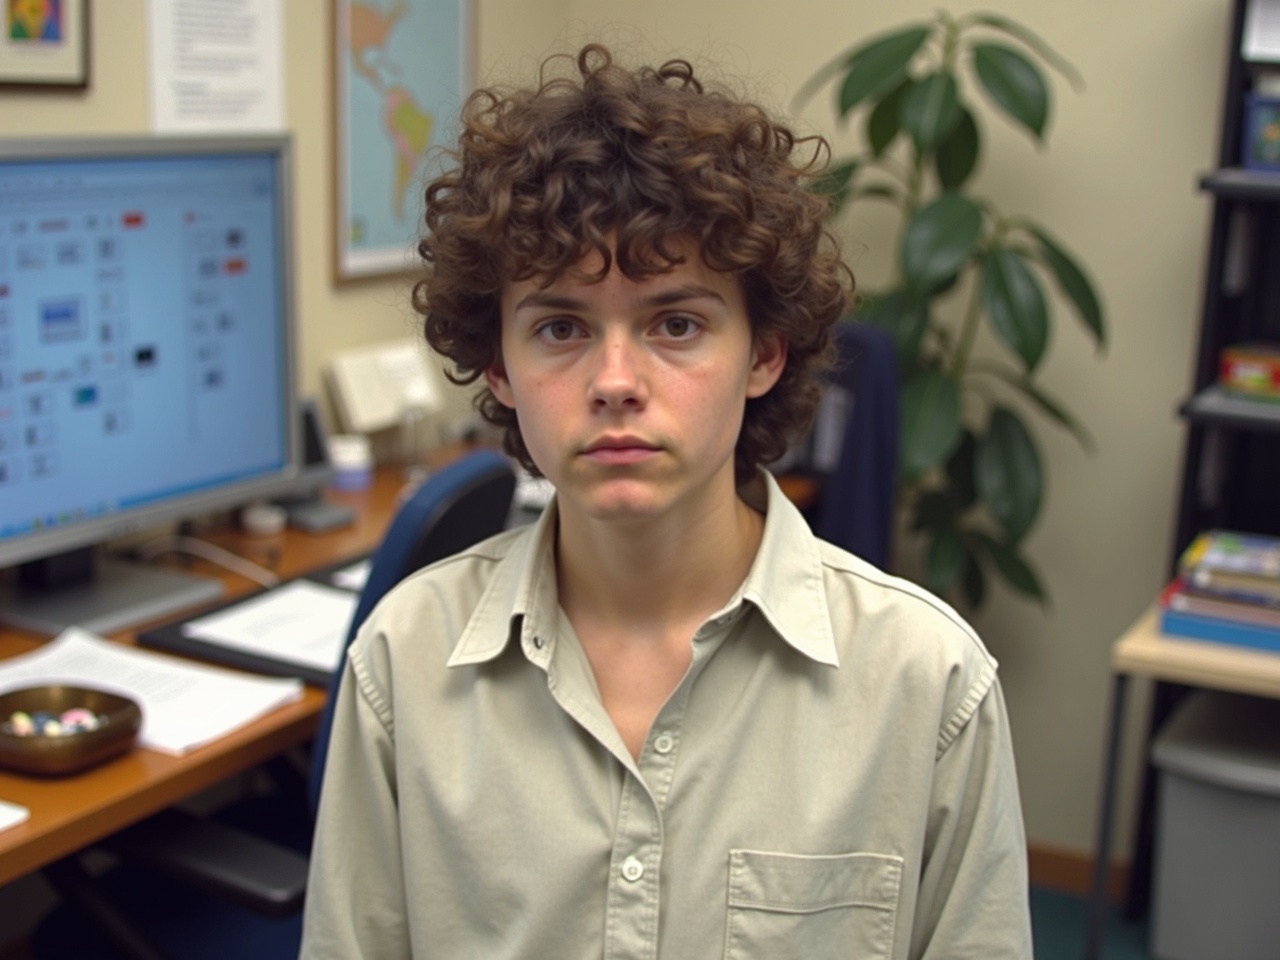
[130,536,281,588]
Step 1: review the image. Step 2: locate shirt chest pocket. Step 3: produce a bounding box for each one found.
[725,850,903,960]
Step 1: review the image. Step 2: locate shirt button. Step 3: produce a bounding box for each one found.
[621,856,645,882]
[653,732,674,755]
[532,635,544,649]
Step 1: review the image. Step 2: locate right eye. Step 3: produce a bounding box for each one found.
[534,319,584,342]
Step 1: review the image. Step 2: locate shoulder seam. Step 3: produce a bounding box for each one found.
[936,660,997,759]
[817,547,999,759]
[819,551,993,661]
[348,643,395,737]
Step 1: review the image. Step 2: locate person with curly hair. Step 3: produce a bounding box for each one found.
[302,44,1031,960]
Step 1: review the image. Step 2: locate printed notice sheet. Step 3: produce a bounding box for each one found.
[181,579,359,675]
[148,0,285,132]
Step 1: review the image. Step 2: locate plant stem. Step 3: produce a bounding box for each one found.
[950,271,985,379]
[940,11,960,72]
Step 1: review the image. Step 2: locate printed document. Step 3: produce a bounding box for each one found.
[181,579,359,675]
[0,628,303,755]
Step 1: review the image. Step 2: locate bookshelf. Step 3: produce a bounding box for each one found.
[1179,385,1280,433]
[1127,0,1280,934]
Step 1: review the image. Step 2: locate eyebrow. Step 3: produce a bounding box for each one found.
[511,283,728,314]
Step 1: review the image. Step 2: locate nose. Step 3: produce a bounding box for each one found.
[588,333,647,410]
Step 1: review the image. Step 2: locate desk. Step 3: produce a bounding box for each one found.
[0,466,409,889]
[1083,605,1280,960]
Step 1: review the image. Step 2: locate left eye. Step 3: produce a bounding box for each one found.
[658,315,699,338]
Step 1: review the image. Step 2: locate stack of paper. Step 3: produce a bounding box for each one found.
[0,628,303,756]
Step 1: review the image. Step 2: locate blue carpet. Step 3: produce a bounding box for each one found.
[1031,887,1152,960]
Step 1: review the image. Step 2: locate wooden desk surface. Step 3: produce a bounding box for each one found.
[0,466,412,888]
[1113,605,1280,699]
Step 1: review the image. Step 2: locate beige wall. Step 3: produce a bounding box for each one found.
[0,0,1230,860]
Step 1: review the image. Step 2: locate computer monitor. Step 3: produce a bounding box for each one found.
[0,135,299,635]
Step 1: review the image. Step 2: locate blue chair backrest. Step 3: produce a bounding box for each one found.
[812,323,900,569]
[307,448,517,812]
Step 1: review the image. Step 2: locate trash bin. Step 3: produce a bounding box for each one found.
[1150,689,1280,960]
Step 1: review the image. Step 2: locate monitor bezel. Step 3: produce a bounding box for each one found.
[0,133,301,571]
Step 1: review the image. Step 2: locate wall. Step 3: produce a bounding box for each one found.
[544,0,1225,864]
[0,0,1231,866]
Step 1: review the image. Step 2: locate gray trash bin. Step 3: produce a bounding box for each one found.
[1150,689,1280,960]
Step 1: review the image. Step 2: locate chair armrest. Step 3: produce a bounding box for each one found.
[103,808,308,918]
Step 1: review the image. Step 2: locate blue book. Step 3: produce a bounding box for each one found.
[1161,605,1280,653]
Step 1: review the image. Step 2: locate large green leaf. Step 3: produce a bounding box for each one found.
[1029,226,1106,348]
[981,246,1049,372]
[837,26,932,117]
[975,407,1043,542]
[965,13,1084,89]
[856,289,929,366]
[981,363,1095,451]
[971,531,1047,602]
[961,551,987,608]
[901,72,961,152]
[867,79,912,156]
[945,429,979,510]
[902,195,983,294]
[935,106,980,190]
[926,526,967,594]
[900,369,962,478]
[972,42,1049,141]
[911,489,956,532]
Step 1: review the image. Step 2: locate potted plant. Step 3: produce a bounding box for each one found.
[796,10,1107,609]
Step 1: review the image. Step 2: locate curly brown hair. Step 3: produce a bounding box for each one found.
[413,44,853,482]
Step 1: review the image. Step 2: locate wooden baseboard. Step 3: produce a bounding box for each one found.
[1028,842,1129,900]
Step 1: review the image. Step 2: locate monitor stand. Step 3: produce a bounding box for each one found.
[0,549,225,638]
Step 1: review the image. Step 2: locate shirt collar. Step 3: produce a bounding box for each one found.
[446,470,839,669]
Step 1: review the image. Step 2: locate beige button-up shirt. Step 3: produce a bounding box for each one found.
[301,473,1032,959]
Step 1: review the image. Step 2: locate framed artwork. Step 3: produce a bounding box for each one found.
[332,0,473,284]
[0,0,89,90]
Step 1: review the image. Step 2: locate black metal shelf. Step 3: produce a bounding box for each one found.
[1199,167,1280,200]
[1180,384,1280,432]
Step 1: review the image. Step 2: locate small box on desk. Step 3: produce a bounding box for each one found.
[1220,342,1280,401]
[1151,690,1280,960]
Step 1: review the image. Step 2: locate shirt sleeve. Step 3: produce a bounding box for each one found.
[299,638,412,960]
[909,677,1034,960]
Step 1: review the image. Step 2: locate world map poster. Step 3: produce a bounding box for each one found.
[334,0,470,281]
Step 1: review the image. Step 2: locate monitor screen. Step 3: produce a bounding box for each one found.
[0,135,298,634]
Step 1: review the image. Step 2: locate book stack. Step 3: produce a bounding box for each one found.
[1160,530,1280,652]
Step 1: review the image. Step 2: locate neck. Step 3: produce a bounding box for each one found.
[555,485,765,632]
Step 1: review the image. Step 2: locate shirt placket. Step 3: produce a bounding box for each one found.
[602,614,735,960]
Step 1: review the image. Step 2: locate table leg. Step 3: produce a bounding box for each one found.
[1083,672,1130,960]
[42,856,172,960]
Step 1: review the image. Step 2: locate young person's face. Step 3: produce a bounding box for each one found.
[487,241,786,524]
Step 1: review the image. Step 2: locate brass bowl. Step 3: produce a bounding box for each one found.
[0,685,142,776]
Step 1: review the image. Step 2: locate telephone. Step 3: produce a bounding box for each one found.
[326,339,443,434]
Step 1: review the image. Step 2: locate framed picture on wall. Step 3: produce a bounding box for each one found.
[0,0,89,90]
[332,0,473,284]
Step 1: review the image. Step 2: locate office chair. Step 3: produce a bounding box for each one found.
[780,322,900,569]
[32,448,518,960]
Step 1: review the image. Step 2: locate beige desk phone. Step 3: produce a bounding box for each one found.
[326,339,443,435]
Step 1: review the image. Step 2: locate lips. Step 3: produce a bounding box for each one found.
[581,436,660,464]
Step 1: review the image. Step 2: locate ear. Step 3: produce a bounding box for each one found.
[746,333,787,399]
[485,361,517,409]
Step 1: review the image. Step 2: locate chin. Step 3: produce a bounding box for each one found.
[566,479,671,521]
